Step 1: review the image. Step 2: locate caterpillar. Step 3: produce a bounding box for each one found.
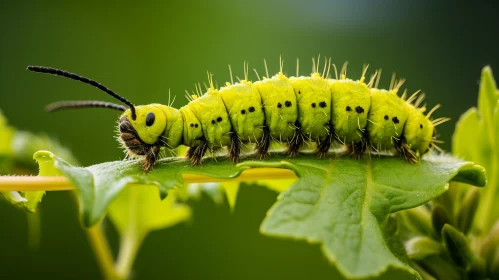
[27,57,449,172]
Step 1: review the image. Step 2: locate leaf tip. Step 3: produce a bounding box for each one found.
[33,150,55,163]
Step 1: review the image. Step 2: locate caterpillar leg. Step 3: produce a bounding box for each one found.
[186,146,196,160]
[398,143,419,163]
[287,125,304,157]
[317,124,334,158]
[188,139,208,166]
[347,140,368,160]
[256,126,271,159]
[228,132,241,163]
[140,145,161,173]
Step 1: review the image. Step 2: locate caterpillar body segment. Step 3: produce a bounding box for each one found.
[27,59,448,172]
[184,88,232,150]
[179,106,203,147]
[218,80,265,143]
[289,73,332,142]
[330,79,372,147]
[402,104,435,158]
[254,73,298,143]
[367,88,408,151]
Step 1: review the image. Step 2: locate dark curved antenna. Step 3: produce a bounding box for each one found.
[27,66,136,120]
[46,101,127,112]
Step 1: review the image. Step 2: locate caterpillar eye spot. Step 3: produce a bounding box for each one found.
[145,112,155,126]
[319,101,327,108]
[217,117,222,122]
[346,106,352,112]
[384,115,389,120]
[195,124,199,128]
[285,101,292,107]
[249,106,255,112]
[420,124,423,129]
[311,103,316,108]
[355,106,364,114]
[190,123,194,127]
[211,120,216,124]
[241,109,246,114]
[392,117,399,124]
[277,103,282,108]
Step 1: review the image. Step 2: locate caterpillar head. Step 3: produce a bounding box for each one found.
[403,106,435,155]
[120,105,167,144]
[26,66,168,163]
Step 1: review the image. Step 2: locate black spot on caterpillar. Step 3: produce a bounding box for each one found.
[27,57,450,172]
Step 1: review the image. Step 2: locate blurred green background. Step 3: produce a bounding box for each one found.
[1,1,498,279]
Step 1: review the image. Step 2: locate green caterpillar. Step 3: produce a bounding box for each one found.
[27,57,448,172]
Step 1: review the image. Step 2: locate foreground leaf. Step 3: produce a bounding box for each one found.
[34,150,485,278]
[242,155,485,278]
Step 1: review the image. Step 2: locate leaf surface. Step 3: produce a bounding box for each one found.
[34,150,485,278]
[242,155,485,278]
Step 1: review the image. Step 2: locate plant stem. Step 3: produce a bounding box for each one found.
[114,186,145,280]
[115,234,143,280]
[86,224,119,280]
[0,168,297,191]
[27,211,41,250]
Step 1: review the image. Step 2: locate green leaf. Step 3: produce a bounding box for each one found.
[0,110,14,156]
[456,188,480,234]
[221,182,239,212]
[431,205,452,239]
[35,150,485,279]
[480,220,499,277]
[1,110,79,212]
[453,66,499,232]
[34,150,247,227]
[405,236,442,260]
[441,224,476,271]
[108,185,191,278]
[108,186,191,243]
[247,155,485,278]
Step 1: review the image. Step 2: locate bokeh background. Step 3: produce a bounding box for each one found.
[1,1,498,279]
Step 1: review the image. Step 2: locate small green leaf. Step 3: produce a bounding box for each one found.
[405,236,442,260]
[456,188,480,234]
[221,182,239,212]
[398,206,433,236]
[419,255,462,280]
[108,186,191,238]
[108,186,191,278]
[477,66,499,144]
[453,108,480,161]
[480,220,499,277]
[442,224,475,271]
[0,110,14,156]
[431,205,452,239]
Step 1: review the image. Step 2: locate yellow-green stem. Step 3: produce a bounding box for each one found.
[87,225,120,280]
[0,168,297,191]
[114,186,146,280]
